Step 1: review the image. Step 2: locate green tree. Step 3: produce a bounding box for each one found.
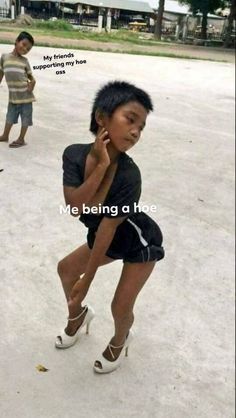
[179,0,227,39]
[223,1,236,47]
[154,0,166,40]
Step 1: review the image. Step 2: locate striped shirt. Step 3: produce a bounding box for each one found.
[0,53,35,104]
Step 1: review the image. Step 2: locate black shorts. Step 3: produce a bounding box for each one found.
[87,212,165,263]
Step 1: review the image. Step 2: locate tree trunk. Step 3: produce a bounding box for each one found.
[224,0,236,48]
[15,0,21,17]
[201,9,208,39]
[154,0,165,40]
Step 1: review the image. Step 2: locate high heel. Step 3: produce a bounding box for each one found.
[93,330,133,374]
[55,305,95,349]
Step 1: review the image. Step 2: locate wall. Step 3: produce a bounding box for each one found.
[0,0,10,8]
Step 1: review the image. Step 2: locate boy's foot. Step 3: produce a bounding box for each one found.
[9,140,27,148]
[0,136,8,142]
[65,307,88,336]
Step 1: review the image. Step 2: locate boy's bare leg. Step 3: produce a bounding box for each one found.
[57,243,114,336]
[9,126,28,146]
[96,261,156,365]
[0,122,13,142]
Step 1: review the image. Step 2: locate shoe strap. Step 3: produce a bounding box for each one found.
[67,306,87,322]
[108,341,125,360]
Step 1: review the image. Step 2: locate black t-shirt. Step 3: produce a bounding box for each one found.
[62,143,142,229]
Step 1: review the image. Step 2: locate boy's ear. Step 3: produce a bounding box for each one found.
[95,110,106,128]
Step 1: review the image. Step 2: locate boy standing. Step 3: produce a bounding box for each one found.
[0,31,36,148]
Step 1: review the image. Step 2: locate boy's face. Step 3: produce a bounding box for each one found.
[15,39,32,56]
[103,101,147,152]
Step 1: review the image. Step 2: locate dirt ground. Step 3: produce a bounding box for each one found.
[0,29,235,62]
[0,43,235,418]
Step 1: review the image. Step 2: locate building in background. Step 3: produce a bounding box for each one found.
[0,0,227,39]
[0,0,10,6]
[0,0,10,18]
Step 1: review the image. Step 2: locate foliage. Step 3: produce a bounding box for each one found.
[32,20,73,31]
[178,0,227,15]
[179,0,228,38]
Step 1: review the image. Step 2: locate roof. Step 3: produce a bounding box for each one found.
[147,1,223,17]
[147,0,190,14]
[0,0,10,7]
[22,0,224,17]
[65,0,153,13]
[29,0,60,3]
[65,0,189,14]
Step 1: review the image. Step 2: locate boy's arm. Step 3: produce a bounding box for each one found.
[27,74,36,92]
[83,216,126,282]
[0,70,4,83]
[64,161,108,215]
[68,216,126,306]
[64,128,111,216]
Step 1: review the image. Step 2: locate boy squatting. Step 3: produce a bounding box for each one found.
[56,81,165,374]
[0,31,36,148]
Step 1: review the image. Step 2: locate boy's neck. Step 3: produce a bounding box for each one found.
[12,48,22,57]
[106,143,121,163]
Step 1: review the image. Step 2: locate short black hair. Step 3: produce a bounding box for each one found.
[90,81,153,135]
[15,31,34,46]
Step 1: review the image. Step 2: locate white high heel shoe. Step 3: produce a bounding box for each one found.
[93,330,133,374]
[55,305,95,349]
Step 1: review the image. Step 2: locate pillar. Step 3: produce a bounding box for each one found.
[98,8,103,32]
[175,24,180,40]
[182,15,189,41]
[106,8,112,32]
[11,5,15,20]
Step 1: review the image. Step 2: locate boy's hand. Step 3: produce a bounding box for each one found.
[68,276,90,308]
[0,70,4,84]
[27,80,35,92]
[92,127,111,167]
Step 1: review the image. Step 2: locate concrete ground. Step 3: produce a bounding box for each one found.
[0,30,235,63]
[0,45,235,418]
